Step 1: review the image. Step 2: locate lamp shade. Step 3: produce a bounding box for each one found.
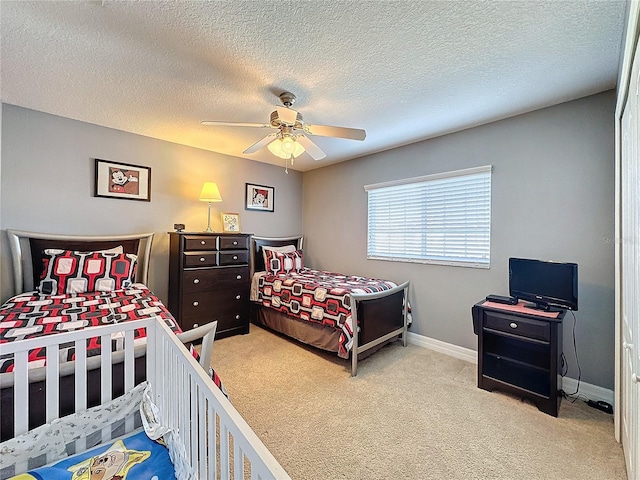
[267,136,305,159]
[199,182,222,202]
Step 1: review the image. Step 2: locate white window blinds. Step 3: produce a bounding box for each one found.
[365,165,492,268]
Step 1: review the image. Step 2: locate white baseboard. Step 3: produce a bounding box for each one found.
[407,331,614,406]
[561,377,614,405]
[407,331,477,363]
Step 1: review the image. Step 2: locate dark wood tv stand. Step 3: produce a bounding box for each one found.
[472,300,566,417]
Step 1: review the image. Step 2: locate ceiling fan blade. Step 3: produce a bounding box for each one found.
[276,106,298,125]
[304,124,366,141]
[243,133,279,154]
[201,120,273,128]
[296,135,326,160]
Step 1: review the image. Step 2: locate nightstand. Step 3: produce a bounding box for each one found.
[168,232,252,338]
[472,300,565,416]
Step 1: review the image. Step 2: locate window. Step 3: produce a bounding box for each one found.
[365,165,492,268]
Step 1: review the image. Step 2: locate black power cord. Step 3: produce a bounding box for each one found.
[560,310,587,403]
[558,311,613,413]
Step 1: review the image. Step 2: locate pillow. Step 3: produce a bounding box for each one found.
[20,430,175,480]
[261,244,297,269]
[38,249,138,295]
[265,249,304,275]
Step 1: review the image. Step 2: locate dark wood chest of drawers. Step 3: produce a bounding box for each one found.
[168,232,252,338]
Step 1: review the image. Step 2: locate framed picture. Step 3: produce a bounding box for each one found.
[221,212,241,233]
[94,159,151,201]
[245,183,274,212]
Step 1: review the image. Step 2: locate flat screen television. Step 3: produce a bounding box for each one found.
[509,257,578,311]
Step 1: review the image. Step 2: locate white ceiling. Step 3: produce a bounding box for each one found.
[0,1,627,172]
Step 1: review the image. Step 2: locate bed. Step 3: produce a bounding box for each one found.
[250,235,410,376]
[0,316,290,479]
[0,230,221,442]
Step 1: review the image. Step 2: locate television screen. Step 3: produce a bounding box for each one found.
[509,257,578,311]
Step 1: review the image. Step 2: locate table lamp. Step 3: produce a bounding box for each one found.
[199,182,222,232]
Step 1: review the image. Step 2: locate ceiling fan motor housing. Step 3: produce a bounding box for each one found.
[270,110,304,129]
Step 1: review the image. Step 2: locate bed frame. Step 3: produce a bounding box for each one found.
[0,230,215,441]
[250,235,410,376]
[1,317,290,479]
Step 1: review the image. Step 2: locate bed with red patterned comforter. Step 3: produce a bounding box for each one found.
[252,268,407,358]
[0,283,180,373]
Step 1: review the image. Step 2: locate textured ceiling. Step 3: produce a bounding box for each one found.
[0,1,627,172]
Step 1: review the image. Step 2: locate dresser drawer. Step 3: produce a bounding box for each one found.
[182,267,250,293]
[219,250,249,265]
[483,311,550,342]
[182,289,249,319]
[184,252,218,267]
[181,307,249,331]
[219,236,249,251]
[184,235,218,251]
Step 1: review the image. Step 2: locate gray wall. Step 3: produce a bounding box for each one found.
[0,104,303,302]
[303,91,616,389]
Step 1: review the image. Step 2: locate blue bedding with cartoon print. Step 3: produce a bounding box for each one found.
[9,430,175,480]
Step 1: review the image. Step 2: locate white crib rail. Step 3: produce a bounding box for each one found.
[148,319,290,480]
[1,319,290,480]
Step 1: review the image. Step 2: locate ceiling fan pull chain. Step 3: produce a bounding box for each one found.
[284,157,289,174]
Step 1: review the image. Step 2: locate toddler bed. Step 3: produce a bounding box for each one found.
[250,236,410,376]
[0,317,290,479]
[0,230,218,442]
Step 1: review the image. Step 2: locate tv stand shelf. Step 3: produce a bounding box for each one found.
[472,300,566,417]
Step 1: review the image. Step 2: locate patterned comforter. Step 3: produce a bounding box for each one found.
[0,284,228,398]
[252,268,405,358]
[0,284,179,373]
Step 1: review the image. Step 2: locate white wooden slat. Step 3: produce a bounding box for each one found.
[198,386,207,480]
[181,361,191,464]
[234,441,243,480]
[220,423,230,480]
[74,339,87,412]
[100,333,112,404]
[190,380,198,470]
[124,328,135,390]
[208,404,217,480]
[13,350,29,436]
[45,344,60,423]
[74,338,88,453]
[124,329,135,433]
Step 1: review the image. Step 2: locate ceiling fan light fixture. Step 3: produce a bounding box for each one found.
[267,136,305,159]
[281,135,295,154]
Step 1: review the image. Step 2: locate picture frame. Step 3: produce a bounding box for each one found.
[94,159,151,202]
[221,212,241,233]
[245,183,274,212]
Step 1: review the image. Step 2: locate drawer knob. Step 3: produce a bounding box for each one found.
[235,314,240,320]
[193,278,200,284]
[200,240,206,245]
[200,257,206,262]
[509,322,518,329]
[233,241,238,245]
[233,255,238,260]
[193,301,199,307]
[236,275,242,280]
[235,295,241,300]
[193,323,199,328]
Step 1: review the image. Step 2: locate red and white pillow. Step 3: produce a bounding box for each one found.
[264,249,304,275]
[38,248,138,295]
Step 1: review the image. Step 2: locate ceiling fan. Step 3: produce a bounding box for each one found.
[201,92,366,163]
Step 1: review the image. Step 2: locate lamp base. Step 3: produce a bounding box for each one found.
[203,227,214,233]
[204,202,214,233]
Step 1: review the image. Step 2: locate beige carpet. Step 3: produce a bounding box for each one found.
[211,324,627,480]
